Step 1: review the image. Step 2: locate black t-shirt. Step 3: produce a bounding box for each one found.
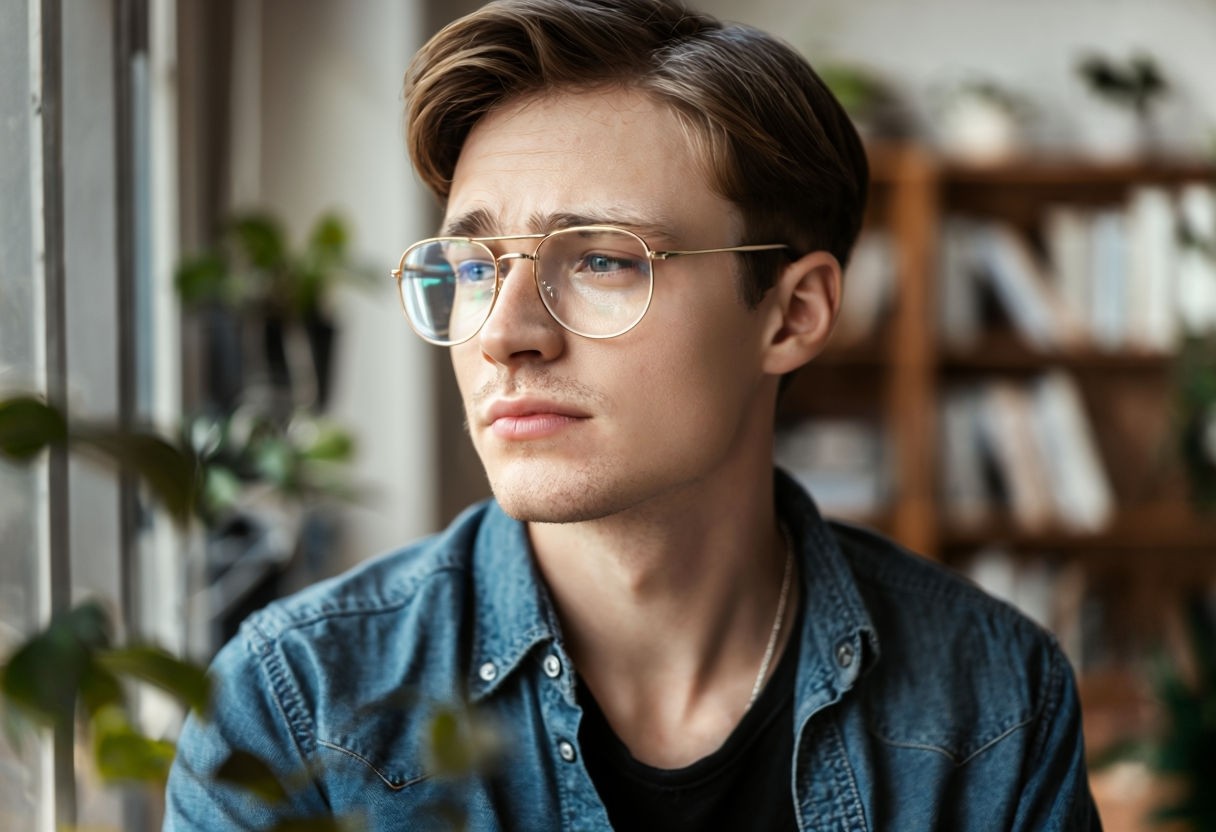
[577,606,802,832]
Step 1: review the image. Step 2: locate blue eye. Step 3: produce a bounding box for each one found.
[456,260,496,283]
[585,254,638,273]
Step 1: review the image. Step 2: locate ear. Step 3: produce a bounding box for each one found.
[760,250,842,376]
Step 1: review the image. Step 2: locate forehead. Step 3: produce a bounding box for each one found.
[444,87,739,241]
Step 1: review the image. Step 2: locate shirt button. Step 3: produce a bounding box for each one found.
[835,641,855,669]
[543,654,562,678]
[478,661,498,682]
[558,740,577,763]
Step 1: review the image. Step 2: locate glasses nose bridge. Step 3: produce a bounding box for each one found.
[492,249,540,288]
[495,250,538,265]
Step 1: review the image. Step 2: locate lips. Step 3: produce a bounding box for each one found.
[484,398,590,440]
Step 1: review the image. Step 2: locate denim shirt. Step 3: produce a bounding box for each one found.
[165,472,1101,831]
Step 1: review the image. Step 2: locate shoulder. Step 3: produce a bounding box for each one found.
[242,501,490,646]
[831,519,1052,656]
[211,500,498,718]
[829,521,1068,765]
[168,502,505,821]
[192,501,498,770]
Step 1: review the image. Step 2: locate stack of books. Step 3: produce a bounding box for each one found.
[939,372,1114,534]
[938,182,1216,351]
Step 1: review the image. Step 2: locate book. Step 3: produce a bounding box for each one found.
[1029,371,1114,533]
[939,386,992,528]
[1125,186,1179,351]
[977,381,1055,531]
[974,223,1083,350]
[1088,209,1129,351]
[938,218,983,348]
[1042,205,1092,335]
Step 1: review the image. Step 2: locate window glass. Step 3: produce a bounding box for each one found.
[0,0,46,828]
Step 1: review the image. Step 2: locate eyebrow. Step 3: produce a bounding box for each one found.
[441,208,497,238]
[440,208,683,244]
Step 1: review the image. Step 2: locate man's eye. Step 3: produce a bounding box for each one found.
[581,254,643,275]
[456,260,496,282]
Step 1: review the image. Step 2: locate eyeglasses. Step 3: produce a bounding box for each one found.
[390,225,790,346]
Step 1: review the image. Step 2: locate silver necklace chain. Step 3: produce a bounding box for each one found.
[748,525,794,709]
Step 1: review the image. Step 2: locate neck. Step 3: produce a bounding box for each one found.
[529,458,797,767]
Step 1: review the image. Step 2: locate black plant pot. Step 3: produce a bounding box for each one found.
[259,310,336,413]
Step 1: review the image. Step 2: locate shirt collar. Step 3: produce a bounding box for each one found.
[468,502,563,703]
[775,468,880,724]
[465,470,880,711]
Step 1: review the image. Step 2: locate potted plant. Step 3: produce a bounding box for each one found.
[0,396,489,831]
[1076,52,1169,159]
[175,212,372,414]
[935,77,1031,163]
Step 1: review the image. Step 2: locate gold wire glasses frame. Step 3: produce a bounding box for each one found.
[390,224,790,346]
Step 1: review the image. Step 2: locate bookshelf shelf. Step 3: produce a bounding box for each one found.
[940,506,1216,556]
[942,156,1216,187]
[939,340,1175,373]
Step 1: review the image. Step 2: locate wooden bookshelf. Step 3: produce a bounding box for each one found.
[780,146,1216,778]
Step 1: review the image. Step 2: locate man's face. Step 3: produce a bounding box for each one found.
[446,87,778,523]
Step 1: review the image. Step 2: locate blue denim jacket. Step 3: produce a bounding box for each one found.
[165,473,1101,830]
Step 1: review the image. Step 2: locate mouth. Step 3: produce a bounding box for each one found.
[484,398,591,440]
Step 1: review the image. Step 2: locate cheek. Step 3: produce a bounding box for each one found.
[612,309,762,431]
[450,346,483,415]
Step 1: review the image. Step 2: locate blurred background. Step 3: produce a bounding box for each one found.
[1,0,1214,829]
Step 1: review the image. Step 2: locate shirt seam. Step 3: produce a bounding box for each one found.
[247,635,330,808]
[867,710,1037,766]
[250,562,469,642]
[315,739,431,791]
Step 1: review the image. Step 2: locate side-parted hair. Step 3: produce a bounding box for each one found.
[404,0,868,307]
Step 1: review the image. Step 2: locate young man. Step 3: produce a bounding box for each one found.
[167,1,1101,829]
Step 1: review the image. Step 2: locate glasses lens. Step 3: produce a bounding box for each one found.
[537,228,653,337]
[398,239,497,343]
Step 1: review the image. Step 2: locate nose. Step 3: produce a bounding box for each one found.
[476,254,566,365]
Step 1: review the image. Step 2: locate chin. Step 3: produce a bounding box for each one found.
[485,460,647,524]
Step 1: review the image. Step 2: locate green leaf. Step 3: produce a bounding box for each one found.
[0,396,67,461]
[96,645,211,714]
[61,600,114,650]
[0,601,114,727]
[92,708,177,785]
[96,730,177,784]
[202,464,244,517]
[215,749,291,805]
[175,251,232,306]
[252,438,296,489]
[71,427,198,527]
[308,214,348,260]
[230,214,287,271]
[427,709,469,777]
[301,425,353,462]
[78,661,125,717]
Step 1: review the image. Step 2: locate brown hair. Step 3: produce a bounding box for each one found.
[404,0,868,307]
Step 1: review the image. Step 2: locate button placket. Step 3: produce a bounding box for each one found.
[557,739,577,762]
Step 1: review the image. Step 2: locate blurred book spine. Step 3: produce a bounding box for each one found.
[939,179,1216,352]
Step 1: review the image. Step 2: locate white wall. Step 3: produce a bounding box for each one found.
[697,0,1216,156]
[254,0,436,566]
